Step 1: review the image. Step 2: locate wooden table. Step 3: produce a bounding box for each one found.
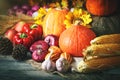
[0,55,120,80]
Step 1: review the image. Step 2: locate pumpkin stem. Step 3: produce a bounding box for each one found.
[74,19,83,25]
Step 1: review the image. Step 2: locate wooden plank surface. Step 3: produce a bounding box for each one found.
[0,55,120,80]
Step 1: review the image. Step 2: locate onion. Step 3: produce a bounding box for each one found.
[32,4,40,11]
[13,5,20,11]
[22,4,30,11]
[8,4,41,16]
[27,10,34,16]
[32,49,48,62]
[16,8,26,16]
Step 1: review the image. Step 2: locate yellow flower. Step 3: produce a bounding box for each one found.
[61,0,68,8]
[81,14,92,25]
[64,8,92,29]
[56,2,61,8]
[64,12,73,29]
[78,0,85,7]
[64,20,72,29]
[34,8,47,25]
[72,0,86,8]
[35,20,42,25]
[66,12,73,20]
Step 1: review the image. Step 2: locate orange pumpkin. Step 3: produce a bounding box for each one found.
[59,25,96,57]
[43,9,68,37]
[86,0,118,16]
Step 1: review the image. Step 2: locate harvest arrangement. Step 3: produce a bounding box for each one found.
[0,0,120,73]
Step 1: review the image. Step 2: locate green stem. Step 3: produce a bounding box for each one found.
[20,33,27,38]
[30,24,38,29]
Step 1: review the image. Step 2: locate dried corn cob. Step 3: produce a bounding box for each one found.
[77,56,120,73]
[83,44,120,58]
[91,34,120,45]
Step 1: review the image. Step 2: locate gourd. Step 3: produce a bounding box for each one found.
[59,24,96,57]
[43,9,68,37]
[91,14,120,36]
[45,46,62,62]
[86,0,118,16]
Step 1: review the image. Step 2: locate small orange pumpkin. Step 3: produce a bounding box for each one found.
[86,0,118,16]
[59,25,96,57]
[43,9,68,37]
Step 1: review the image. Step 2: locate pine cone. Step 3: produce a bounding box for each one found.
[12,44,28,61]
[0,36,13,55]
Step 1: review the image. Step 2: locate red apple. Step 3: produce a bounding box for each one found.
[44,34,59,46]
[4,29,17,42]
[13,21,26,32]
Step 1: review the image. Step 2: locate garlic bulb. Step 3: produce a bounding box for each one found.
[56,57,70,72]
[41,47,56,72]
[41,59,56,72]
